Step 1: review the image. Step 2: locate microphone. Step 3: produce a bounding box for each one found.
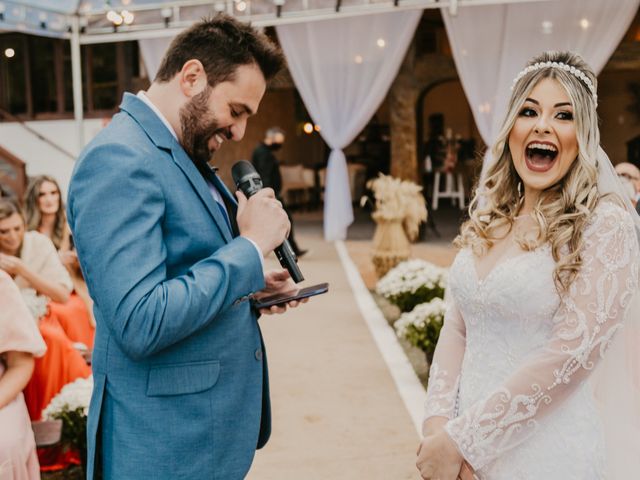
[232,160,305,284]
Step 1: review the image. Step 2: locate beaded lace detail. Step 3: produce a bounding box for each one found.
[423,202,638,478]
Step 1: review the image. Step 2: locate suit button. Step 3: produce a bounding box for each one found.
[255,349,263,361]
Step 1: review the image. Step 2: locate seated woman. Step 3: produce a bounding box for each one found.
[0,270,47,479]
[24,176,95,348]
[0,199,90,420]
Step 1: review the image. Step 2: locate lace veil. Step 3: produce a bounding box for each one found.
[590,146,640,477]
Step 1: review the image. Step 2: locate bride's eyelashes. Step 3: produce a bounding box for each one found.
[518,107,574,121]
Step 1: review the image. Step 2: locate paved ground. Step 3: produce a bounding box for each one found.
[248,205,462,479]
[248,236,420,480]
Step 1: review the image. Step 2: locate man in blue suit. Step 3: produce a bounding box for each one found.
[68,15,301,479]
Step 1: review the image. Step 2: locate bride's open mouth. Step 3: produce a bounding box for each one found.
[525,141,558,173]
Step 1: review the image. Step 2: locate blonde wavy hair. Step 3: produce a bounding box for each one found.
[456,51,602,292]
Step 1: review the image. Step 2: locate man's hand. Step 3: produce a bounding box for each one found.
[254,269,308,315]
[416,429,464,480]
[0,253,24,277]
[236,189,289,257]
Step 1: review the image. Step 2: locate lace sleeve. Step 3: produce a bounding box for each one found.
[424,296,466,421]
[444,203,640,470]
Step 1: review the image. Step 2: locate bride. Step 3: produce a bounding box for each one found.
[416,51,640,480]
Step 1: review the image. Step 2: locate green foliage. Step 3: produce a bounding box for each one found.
[387,284,445,313]
[49,407,87,463]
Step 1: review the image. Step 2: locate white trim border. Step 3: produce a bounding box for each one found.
[335,240,426,437]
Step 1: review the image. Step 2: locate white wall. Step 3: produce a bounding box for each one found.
[0,119,103,199]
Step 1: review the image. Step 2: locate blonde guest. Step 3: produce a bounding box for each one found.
[0,200,72,303]
[24,175,71,252]
[0,270,46,479]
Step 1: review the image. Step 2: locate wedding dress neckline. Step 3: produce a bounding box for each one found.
[469,246,548,286]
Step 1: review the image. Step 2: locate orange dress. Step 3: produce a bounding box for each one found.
[23,312,91,421]
[49,293,95,350]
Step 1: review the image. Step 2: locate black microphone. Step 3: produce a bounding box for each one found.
[232,160,305,284]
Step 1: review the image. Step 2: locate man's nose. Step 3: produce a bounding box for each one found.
[231,119,248,141]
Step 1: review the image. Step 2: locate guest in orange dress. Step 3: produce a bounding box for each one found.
[0,199,90,421]
[24,176,95,347]
[0,270,47,479]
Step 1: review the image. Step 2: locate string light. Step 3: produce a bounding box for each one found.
[580,18,590,30]
[4,48,15,58]
[236,1,247,12]
[376,38,386,48]
[354,55,363,64]
[314,125,321,132]
[303,122,314,134]
[541,20,553,34]
[122,10,134,25]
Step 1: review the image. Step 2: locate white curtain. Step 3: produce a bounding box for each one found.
[139,37,173,81]
[442,0,640,172]
[277,11,422,241]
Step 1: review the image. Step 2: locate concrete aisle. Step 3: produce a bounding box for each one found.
[247,236,420,480]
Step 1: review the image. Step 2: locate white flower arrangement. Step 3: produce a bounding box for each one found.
[43,376,93,420]
[42,376,93,463]
[20,288,48,321]
[394,298,447,338]
[376,259,448,312]
[394,298,447,361]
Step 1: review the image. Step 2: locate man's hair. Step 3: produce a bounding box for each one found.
[265,126,285,138]
[155,14,284,86]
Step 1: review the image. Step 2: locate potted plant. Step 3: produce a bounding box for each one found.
[365,174,427,277]
[394,298,447,365]
[42,376,93,475]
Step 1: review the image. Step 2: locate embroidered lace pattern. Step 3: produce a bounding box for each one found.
[423,202,639,478]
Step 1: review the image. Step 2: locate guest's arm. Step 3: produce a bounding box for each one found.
[0,351,35,409]
[68,143,268,361]
[0,253,70,303]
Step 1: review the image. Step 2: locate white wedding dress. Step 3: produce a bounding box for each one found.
[424,201,639,479]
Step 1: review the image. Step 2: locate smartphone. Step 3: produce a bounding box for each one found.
[252,282,329,310]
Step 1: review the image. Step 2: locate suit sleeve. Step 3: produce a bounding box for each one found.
[68,143,265,361]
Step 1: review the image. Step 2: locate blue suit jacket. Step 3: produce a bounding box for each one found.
[67,93,271,479]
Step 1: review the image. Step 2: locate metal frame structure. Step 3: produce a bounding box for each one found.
[0,0,551,152]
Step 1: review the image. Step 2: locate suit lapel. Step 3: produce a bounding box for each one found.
[169,146,234,243]
[119,93,233,243]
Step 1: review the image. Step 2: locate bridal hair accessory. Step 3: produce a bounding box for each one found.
[511,61,598,106]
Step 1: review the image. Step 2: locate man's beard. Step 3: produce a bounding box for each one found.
[179,87,219,166]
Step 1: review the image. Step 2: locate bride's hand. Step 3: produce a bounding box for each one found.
[416,429,463,480]
[458,460,477,480]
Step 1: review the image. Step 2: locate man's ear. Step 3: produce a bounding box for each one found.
[178,59,208,98]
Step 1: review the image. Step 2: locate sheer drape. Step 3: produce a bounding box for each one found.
[442,0,640,172]
[276,11,421,240]
[139,37,173,81]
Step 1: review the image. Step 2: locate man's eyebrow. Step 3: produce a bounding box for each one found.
[524,98,572,108]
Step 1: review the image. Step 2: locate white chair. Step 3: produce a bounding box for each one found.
[280,164,315,207]
[432,170,465,210]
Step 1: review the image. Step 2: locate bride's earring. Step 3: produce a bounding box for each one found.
[517,181,523,197]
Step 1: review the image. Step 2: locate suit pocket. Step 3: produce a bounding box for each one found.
[146,360,220,397]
